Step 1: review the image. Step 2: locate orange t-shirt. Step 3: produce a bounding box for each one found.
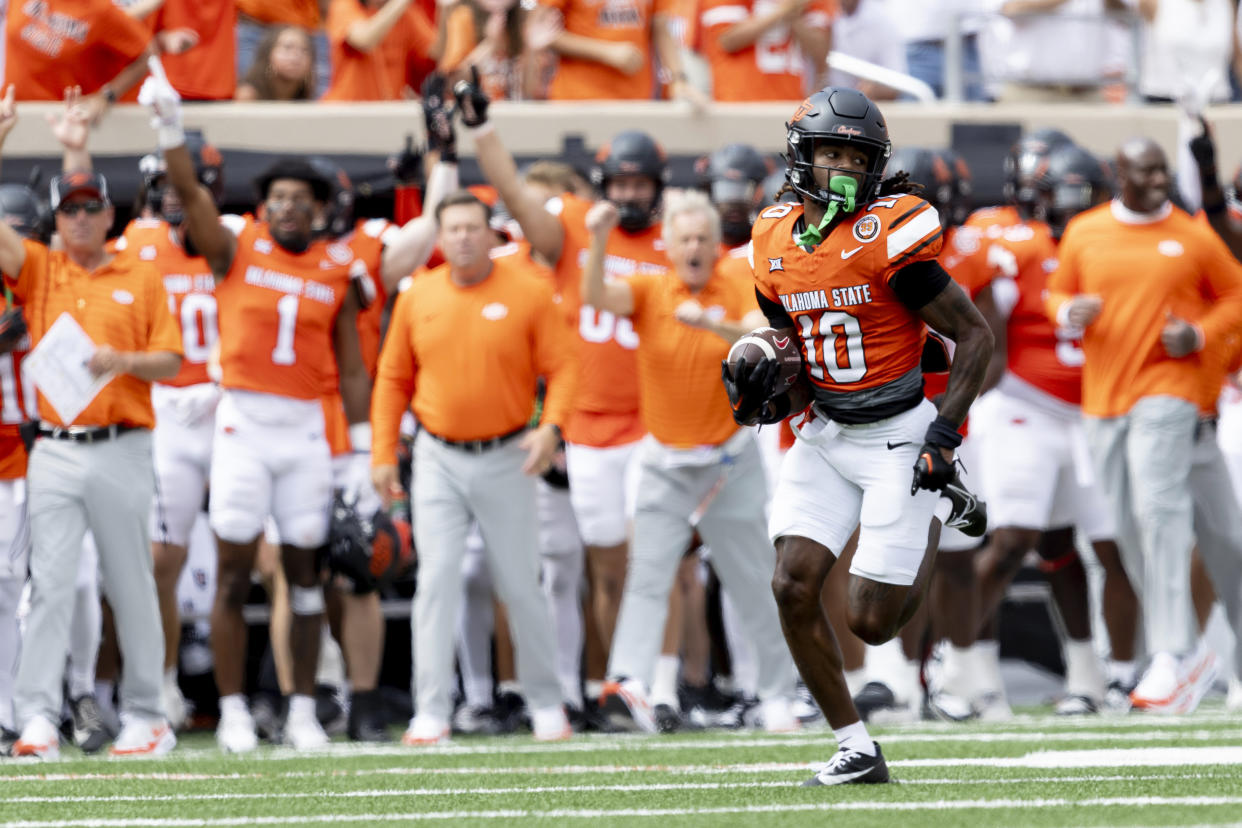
[540,0,672,100]
[117,219,217,388]
[371,255,577,465]
[321,0,435,101]
[4,240,182,429]
[1047,201,1242,418]
[215,218,355,400]
[0,304,32,479]
[751,196,944,397]
[629,264,758,448]
[4,0,151,99]
[155,0,237,100]
[546,192,670,447]
[699,0,834,102]
[236,0,321,28]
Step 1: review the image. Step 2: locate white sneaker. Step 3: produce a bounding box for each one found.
[600,678,657,734]
[402,714,450,746]
[110,717,176,757]
[13,715,59,760]
[758,697,800,734]
[284,710,330,751]
[531,706,572,742]
[162,675,189,732]
[973,691,1014,722]
[216,707,259,754]
[1130,652,1183,712]
[1169,648,1219,715]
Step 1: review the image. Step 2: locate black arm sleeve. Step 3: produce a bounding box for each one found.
[755,287,794,328]
[887,258,952,311]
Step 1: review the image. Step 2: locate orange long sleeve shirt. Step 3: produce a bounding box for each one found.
[371,254,578,466]
[1046,201,1242,418]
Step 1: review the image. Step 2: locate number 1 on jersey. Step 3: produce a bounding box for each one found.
[272,294,299,366]
[798,310,868,383]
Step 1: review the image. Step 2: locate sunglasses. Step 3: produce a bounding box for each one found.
[58,200,107,217]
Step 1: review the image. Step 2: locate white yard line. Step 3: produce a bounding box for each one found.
[0,773,1229,806]
[8,796,1242,826]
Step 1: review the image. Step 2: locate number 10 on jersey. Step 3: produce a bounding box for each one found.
[798,310,867,383]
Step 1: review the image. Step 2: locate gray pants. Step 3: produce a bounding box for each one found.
[608,434,795,702]
[1188,423,1242,670]
[1085,396,1199,655]
[16,430,164,727]
[411,432,561,721]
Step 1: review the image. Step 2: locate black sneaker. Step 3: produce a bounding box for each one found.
[852,681,898,722]
[452,703,503,736]
[0,726,17,756]
[348,690,392,742]
[494,690,530,733]
[941,474,987,537]
[69,695,110,754]
[654,703,682,734]
[802,742,890,786]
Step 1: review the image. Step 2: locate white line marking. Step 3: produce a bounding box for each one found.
[9,797,1242,826]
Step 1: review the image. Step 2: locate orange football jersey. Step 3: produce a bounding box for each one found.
[751,195,943,401]
[340,217,396,378]
[117,218,217,388]
[699,0,835,102]
[216,218,355,401]
[547,192,670,447]
[0,315,32,480]
[539,0,672,100]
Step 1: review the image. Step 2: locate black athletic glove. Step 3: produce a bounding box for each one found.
[911,415,962,494]
[453,65,490,128]
[722,357,781,426]
[421,73,457,163]
[1189,116,1217,177]
[0,307,27,353]
[389,133,424,186]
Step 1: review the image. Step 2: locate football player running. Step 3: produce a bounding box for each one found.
[724,88,993,786]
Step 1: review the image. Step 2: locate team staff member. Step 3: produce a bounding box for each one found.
[0,101,183,758]
[141,60,372,752]
[584,191,798,733]
[371,190,576,746]
[1047,137,1242,713]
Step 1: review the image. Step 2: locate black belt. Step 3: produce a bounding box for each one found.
[425,425,526,454]
[39,424,142,444]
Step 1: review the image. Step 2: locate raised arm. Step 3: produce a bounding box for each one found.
[48,87,93,173]
[715,0,809,53]
[454,68,565,263]
[581,202,634,315]
[139,58,236,278]
[0,87,29,281]
[344,0,414,52]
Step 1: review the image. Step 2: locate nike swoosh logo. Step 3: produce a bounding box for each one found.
[886,441,911,450]
[841,246,864,260]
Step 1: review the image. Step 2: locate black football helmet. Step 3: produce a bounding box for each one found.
[308,156,356,239]
[0,184,51,243]
[142,129,225,223]
[784,87,891,209]
[885,146,954,229]
[1041,144,1112,239]
[695,143,773,247]
[591,130,669,232]
[1003,129,1075,219]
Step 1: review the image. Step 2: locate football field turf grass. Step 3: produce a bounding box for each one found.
[2,703,1241,827]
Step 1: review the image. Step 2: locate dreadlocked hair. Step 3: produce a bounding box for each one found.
[775,171,923,204]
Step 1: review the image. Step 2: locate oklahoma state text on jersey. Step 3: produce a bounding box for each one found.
[750,194,943,403]
[116,218,217,388]
[215,217,355,400]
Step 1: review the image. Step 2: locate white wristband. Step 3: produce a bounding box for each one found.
[349,422,373,453]
[158,124,186,151]
[467,121,496,138]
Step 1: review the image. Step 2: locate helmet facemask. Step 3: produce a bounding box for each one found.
[788,135,883,246]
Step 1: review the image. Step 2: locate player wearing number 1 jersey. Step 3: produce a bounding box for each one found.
[141,65,372,754]
[724,88,994,786]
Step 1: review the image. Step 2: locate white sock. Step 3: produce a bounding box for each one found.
[288,693,315,721]
[1108,659,1137,687]
[498,680,522,697]
[1064,638,1105,699]
[941,644,972,697]
[975,640,1004,695]
[833,720,875,756]
[651,655,680,708]
[584,679,604,701]
[219,693,249,718]
[843,668,866,698]
[164,667,178,685]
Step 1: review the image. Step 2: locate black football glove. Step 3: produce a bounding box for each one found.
[421,73,457,162]
[722,357,782,426]
[0,307,27,353]
[911,443,956,494]
[453,65,490,128]
[388,133,424,186]
[1189,115,1217,177]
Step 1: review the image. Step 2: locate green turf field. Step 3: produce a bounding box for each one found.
[2,703,1241,827]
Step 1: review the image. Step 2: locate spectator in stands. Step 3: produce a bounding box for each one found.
[148,0,239,101]
[887,0,990,100]
[321,0,437,101]
[825,0,906,100]
[236,25,319,101]
[236,0,331,98]
[1120,0,1235,104]
[438,0,564,100]
[983,0,1128,102]
[538,0,700,102]
[3,0,153,121]
[697,0,833,101]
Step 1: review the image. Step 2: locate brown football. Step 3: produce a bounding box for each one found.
[726,326,804,394]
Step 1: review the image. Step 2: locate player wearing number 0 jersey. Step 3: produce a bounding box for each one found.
[724,88,994,787]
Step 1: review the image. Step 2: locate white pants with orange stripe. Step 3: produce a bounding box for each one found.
[411,431,562,722]
[608,431,795,703]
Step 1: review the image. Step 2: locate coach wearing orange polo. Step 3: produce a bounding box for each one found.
[371,189,577,746]
[0,148,182,755]
[584,190,797,731]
